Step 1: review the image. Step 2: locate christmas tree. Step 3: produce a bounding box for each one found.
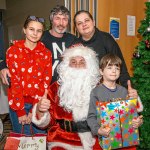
[132,2,150,149]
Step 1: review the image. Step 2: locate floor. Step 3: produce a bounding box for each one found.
[0,113,12,150]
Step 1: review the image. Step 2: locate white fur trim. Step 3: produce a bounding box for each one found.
[32,103,50,128]
[63,46,97,61]
[48,142,83,150]
[78,132,96,150]
[137,96,143,112]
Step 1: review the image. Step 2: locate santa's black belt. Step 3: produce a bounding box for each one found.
[56,119,90,133]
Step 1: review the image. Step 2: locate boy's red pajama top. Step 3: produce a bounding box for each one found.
[6,40,52,117]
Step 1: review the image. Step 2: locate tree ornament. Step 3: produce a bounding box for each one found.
[142,22,150,35]
[146,22,150,32]
[133,51,141,58]
[145,39,150,49]
[147,26,150,32]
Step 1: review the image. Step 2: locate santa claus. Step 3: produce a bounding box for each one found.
[32,45,101,150]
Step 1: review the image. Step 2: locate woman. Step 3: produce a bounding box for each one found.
[74,10,130,88]
[6,15,52,135]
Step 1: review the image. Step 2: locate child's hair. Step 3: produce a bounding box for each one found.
[23,15,45,30]
[100,53,122,82]
[100,53,122,70]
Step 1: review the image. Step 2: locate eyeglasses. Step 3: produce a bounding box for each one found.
[28,16,45,23]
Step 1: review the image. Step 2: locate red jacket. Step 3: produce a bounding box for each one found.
[6,40,52,117]
[47,82,101,149]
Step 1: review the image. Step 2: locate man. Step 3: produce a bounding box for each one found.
[0,5,79,85]
[42,5,79,83]
[32,45,101,150]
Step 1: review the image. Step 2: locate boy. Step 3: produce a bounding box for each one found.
[87,53,143,150]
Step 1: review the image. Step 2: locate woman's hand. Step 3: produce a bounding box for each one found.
[0,68,11,85]
[26,112,32,124]
[18,115,28,125]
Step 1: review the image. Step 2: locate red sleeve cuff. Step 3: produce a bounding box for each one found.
[29,108,32,113]
[36,113,40,120]
[16,109,26,117]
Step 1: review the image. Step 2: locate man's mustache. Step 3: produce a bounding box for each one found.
[57,25,65,29]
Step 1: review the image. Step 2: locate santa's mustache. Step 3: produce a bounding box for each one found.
[58,67,92,111]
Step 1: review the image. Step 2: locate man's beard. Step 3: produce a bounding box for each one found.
[54,25,67,34]
[58,67,95,112]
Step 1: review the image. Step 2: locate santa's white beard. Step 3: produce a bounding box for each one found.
[58,67,97,148]
[58,67,94,120]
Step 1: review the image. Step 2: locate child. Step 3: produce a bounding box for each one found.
[87,53,143,150]
[6,15,52,135]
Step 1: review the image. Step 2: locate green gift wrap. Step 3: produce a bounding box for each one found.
[96,98,139,150]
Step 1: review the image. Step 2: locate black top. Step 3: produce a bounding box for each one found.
[0,61,6,70]
[79,28,130,88]
[41,30,80,84]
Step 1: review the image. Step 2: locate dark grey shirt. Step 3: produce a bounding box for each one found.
[87,84,127,136]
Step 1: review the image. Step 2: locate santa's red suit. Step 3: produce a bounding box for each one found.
[32,82,101,150]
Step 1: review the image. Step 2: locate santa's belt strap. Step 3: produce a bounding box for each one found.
[56,119,90,133]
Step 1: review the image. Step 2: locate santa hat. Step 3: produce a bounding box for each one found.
[62,45,97,61]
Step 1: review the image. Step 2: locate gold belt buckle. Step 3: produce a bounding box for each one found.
[64,120,72,132]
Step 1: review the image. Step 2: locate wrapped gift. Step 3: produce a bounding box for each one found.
[96,98,139,150]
